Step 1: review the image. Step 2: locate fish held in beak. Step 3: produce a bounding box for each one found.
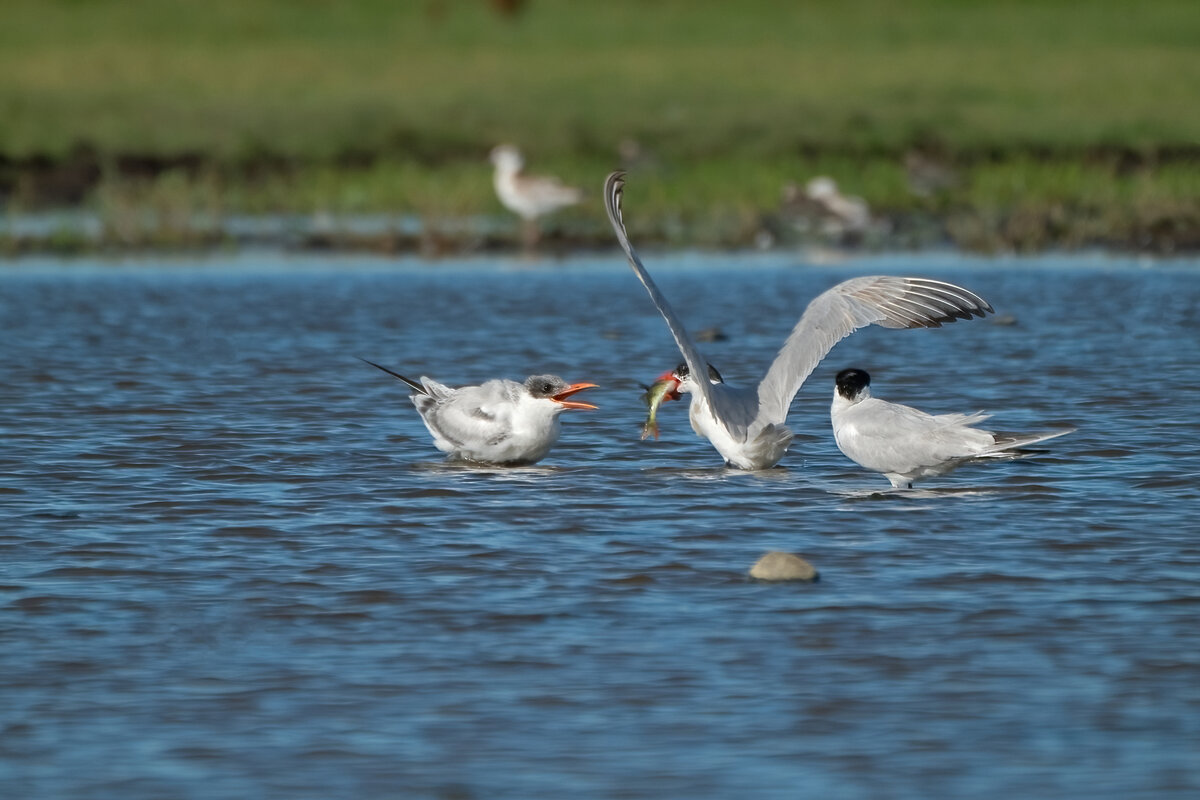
[640,376,680,440]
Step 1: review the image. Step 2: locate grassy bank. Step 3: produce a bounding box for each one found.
[2,0,1198,252]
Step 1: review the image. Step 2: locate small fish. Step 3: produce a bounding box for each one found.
[640,377,678,440]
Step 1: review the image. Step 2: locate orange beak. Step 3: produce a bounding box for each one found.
[552,382,599,410]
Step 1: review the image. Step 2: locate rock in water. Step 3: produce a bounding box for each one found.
[749,551,819,582]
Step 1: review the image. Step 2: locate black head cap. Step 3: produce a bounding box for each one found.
[675,362,724,384]
[836,368,871,400]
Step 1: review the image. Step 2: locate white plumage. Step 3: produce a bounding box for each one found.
[831,368,1073,488]
[362,359,596,466]
[490,144,582,223]
[604,170,995,470]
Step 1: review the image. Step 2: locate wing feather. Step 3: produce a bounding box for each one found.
[604,171,715,411]
[359,357,427,393]
[754,277,992,429]
[839,400,994,473]
[419,381,521,451]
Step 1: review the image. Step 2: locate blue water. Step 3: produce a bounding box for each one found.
[2,251,1198,799]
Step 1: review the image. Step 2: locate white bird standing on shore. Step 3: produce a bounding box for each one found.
[490,144,583,248]
[831,368,1073,488]
[604,170,994,470]
[361,358,597,465]
[805,176,871,237]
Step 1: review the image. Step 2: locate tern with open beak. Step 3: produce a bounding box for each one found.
[361,359,597,465]
[604,170,994,470]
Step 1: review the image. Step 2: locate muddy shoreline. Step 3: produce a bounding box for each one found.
[2,145,1198,255]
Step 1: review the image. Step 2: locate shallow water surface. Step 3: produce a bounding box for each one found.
[2,251,1198,799]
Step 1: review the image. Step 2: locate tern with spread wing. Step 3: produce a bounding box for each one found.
[603,170,994,470]
[361,359,597,465]
[832,368,1074,488]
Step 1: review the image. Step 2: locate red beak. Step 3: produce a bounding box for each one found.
[551,382,599,410]
[654,369,683,401]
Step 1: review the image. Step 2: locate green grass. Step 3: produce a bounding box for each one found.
[2,0,1198,251]
[4,0,1199,158]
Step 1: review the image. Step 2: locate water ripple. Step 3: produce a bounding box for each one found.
[1,254,1198,800]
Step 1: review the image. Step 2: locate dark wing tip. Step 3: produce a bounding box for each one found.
[603,170,628,230]
[357,357,427,394]
[906,278,995,325]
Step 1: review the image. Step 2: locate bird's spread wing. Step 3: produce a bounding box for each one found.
[755,276,992,430]
[604,171,715,411]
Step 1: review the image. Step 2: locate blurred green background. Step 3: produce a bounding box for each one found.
[2,0,1198,251]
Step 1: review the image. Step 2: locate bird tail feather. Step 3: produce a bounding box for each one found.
[983,427,1075,457]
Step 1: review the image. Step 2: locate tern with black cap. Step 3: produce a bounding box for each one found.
[605,170,995,470]
[832,367,1073,488]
